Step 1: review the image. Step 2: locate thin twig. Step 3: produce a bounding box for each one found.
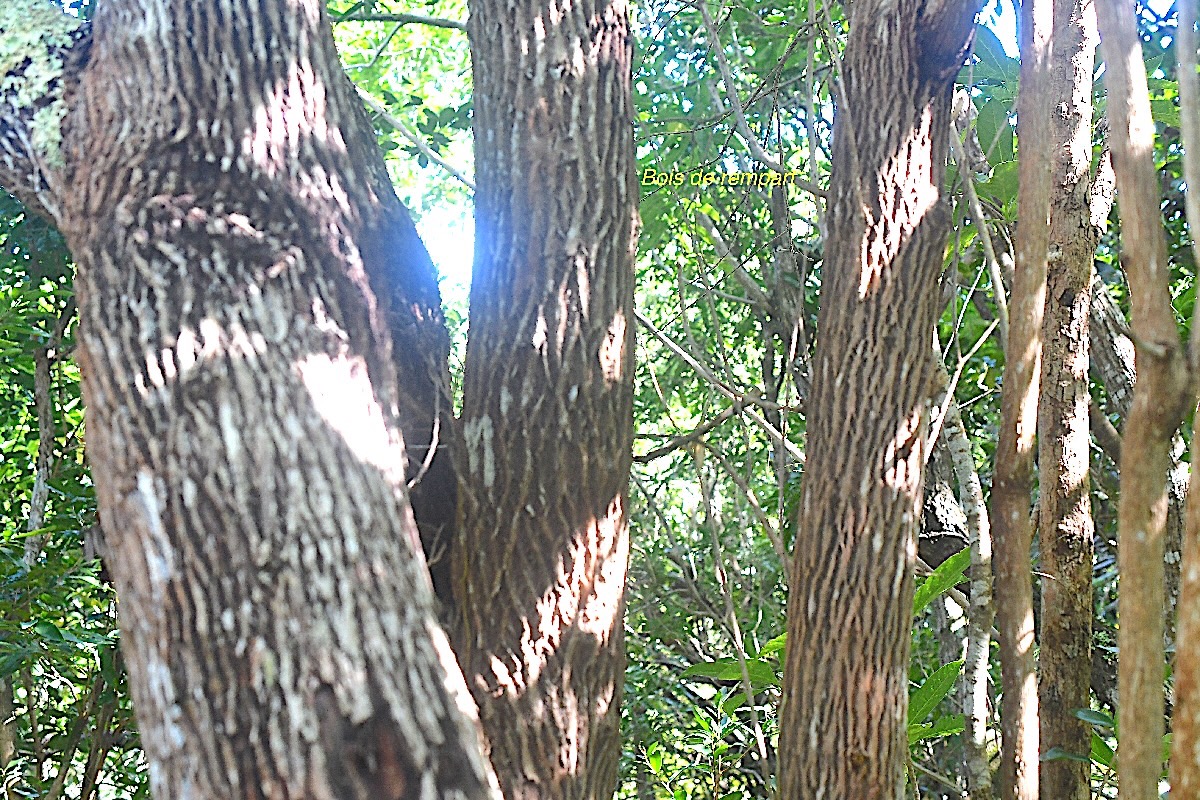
[927,317,1000,459]
[691,449,773,791]
[335,12,466,30]
[701,442,790,579]
[357,89,476,191]
[697,0,824,197]
[950,127,1009,347]
[635,309,804,462]
[634,406,740,463]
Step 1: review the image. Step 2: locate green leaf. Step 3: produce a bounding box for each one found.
[0,647,34,680]
[758,632,787,658]
[32,619,64,643]
[980,159,1019,210]
[721,692,746,714]
[334,1,364,19]
[908,713,965,744]
[1151,98,1181,128]
[646,742,663,774]
[681,658,778,688]
[1073,708,1115,729]
[908,660,963,724]
[913,547,970,614]
[1091,732,1115,768]
[1042,746,1090,764]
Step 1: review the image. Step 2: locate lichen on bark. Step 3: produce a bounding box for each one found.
[0,0,83,168]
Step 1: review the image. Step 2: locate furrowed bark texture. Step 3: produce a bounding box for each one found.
[1097,2,1193,797]
[775,4,978,797]
[1037,1,1098,796]
[453,0,637,795]
[3,2,497,798]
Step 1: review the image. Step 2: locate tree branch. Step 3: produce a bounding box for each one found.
[335,12,466,31]
[357,88,476,191]
[0,1,89,223]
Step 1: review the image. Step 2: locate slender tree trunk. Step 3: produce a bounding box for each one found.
[1095,2,1193,798]
[991,3,1055,800]
[1037,1,1098,796]
[451,0,637,796]
[1167,0,1200,791]
[0,677,13,769]
[1,2,500,798]
[774,4,978,797]
[1089,269,1189,646]
[931,359,995,800]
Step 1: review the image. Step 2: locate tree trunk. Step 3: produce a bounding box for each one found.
[451,0,637,795]
[775,4,978,797]
[990,0,1055,796]
[1096,1,1193,797]
[1037,1,1098,796]
[1,2,499,798]
[935,363,995,800]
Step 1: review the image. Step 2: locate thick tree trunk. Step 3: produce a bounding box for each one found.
[775,4,978,797]
[1096,2,1193,798]
[1037,1,1098,796]
[1,2,498,798]
[451,0,637,796]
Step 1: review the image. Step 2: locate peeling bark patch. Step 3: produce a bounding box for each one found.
[463,415,496,489]
[133,470,176,597]
[598,309,627,383]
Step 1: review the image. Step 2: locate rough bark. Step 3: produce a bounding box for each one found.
[1036,1,1098,796]
[1096,2,1193,798]
[1,2,499,798]
[774,4,978,797]
[451,0,637,795]
[991,0,1054,797]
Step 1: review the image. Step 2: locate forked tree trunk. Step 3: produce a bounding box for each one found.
[1037,0,1098,796]
[451,0,637,796]
[1,2,498,798]
[775,4,978,797]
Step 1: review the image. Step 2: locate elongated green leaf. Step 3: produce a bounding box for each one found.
[909,660,963,724]
[0,647,35,680]
[646,743,663,774]
[1091,733,1115,768]
[1073,708,1115,729]
[758,632,787,658]
[1042,746,1090,764]
[908,712,966,744]
[913,548,970,614]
